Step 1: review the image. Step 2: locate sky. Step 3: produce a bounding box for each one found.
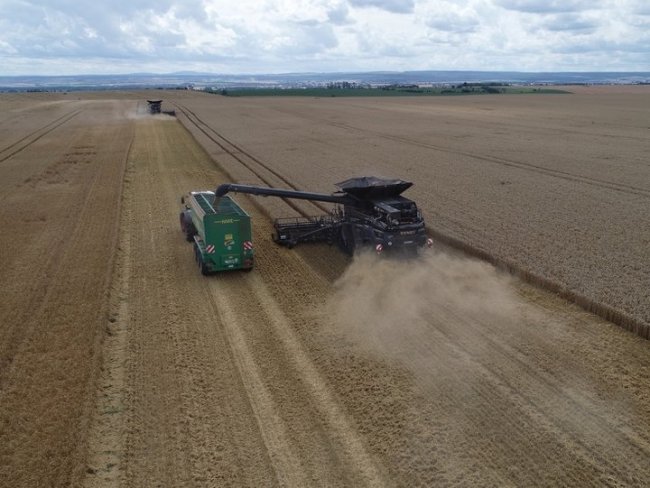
[0,0,648,75]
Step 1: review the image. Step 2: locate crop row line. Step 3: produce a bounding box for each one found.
[325,119,650,199]
[172,102,330,219]
[0,110,82,164]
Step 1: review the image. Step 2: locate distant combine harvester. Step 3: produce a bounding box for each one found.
[146,99,175,117]
[147,99,162,114]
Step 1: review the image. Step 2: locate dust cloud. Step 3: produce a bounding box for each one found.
[328,249,647,484]
[126,110,176,121]
[328,249,520,376]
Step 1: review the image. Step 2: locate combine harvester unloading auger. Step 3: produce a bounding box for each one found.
[181,176,433,274]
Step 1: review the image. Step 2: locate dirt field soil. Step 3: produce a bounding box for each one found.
[1,92,649,487]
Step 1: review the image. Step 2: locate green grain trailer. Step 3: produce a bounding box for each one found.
[180,191,254,275]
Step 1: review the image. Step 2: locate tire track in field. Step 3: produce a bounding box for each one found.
[404,320,607,485]
[162,108,385,482]
[103,118,281,487]
[246,271,385,487]
[82,135,135,488]
[0,109,82,163]
[203,271,386,487]
[0,119,121,389]
[431,300,650,481]
[112,117,384,486]
[172,102,331,216]
[202,281,308,487]
[0,103,133,487]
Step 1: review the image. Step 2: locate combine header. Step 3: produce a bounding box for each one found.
[215,176,432,256]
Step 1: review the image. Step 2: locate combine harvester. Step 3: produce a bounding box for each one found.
[146,99,176,116]
[181,176,432,274]
[146,99,162,114]
[217,176,432,255]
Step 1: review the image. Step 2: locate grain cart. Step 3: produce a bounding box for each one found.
[215,176,433,256]
[180,191,254,275]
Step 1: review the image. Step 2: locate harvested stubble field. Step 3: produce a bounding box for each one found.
[0,88,649,487]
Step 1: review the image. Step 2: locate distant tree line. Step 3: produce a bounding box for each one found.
[325,81,368,89]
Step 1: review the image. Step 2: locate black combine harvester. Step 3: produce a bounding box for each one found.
[147,99,176,116]
[215,176,433,255]
[147,99,162,114]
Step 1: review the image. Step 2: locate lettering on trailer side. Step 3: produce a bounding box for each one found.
[216,218,239,224]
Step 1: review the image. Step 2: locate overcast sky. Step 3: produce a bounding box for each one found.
[1,0,648,75]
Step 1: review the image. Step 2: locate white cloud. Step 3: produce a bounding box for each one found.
[425,10,480,34]
[328,3,352,24]
[0,0,647,74]
[349,0,415,14]
[538,14,599,32]
[495,0,600,14]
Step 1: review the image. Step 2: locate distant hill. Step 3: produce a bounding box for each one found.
[1,71,648,91]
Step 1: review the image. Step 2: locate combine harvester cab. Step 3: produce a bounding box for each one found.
[180,191,254,275]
